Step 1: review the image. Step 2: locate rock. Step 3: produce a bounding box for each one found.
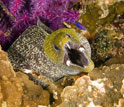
[57,64,124,107]
[91,28,124,66]
[16,72,50,107]
[79,1,124,34]
[0,46,22,107]
[105,56,124,66]
[0,86,3,105]
[0,47,16,78]
[0,46,50,107]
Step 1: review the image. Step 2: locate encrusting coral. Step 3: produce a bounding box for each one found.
[57,64,124,107]
[0,46,50,107]
[78,1,124,37]
[91,26,124,65]
[1,43,124,107]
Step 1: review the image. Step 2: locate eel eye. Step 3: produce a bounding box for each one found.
[65,33,72,39]
[54,44,60,51]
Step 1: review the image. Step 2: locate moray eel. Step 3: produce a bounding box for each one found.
[7,20,94,87]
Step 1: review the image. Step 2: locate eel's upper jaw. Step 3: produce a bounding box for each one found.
[63,42,94,73]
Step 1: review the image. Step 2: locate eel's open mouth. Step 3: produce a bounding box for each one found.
[63,41,90,69]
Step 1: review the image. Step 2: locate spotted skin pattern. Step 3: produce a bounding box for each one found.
[8,25,66,82]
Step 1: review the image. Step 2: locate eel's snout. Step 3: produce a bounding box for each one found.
[63,42,94,73]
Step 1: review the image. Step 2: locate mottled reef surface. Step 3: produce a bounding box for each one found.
[1,46,124,107]
[58,65,124,107]
[0,46,49,107]
[0,0,124,107]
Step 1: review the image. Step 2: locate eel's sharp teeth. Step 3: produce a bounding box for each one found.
[66,43,71,49]
[66,60,71,66]
[79,47,85,52]
[83,65,87,68]
[24,69,32,74]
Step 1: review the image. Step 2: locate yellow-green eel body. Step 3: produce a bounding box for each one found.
[7,21,94,87]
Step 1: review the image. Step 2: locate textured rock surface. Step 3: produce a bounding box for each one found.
[0,46,22,107]
[91,28,124,65]
[58,64,124,107]
[16,72,50,107]
[1,40,124,107]
[105,56,124,66]
[0,46,50,107]
[78,1,124,34]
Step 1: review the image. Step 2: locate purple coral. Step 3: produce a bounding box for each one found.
[0,0,79,50]
[9,0,23,16]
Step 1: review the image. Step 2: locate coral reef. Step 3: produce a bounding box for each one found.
[113,13,124,33]
[58,64,124,107]
[0,0,124,106]
[0,46,50,107]
[1,43,124,107]
[16,72,50,107]
[0,45,22,106]
[78,1,124,36]
[0,0,79,50]
[105,56,124,66]
[91,29,114,63]
[91,26,124,65]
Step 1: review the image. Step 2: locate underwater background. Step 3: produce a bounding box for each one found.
[0,0,124,107]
